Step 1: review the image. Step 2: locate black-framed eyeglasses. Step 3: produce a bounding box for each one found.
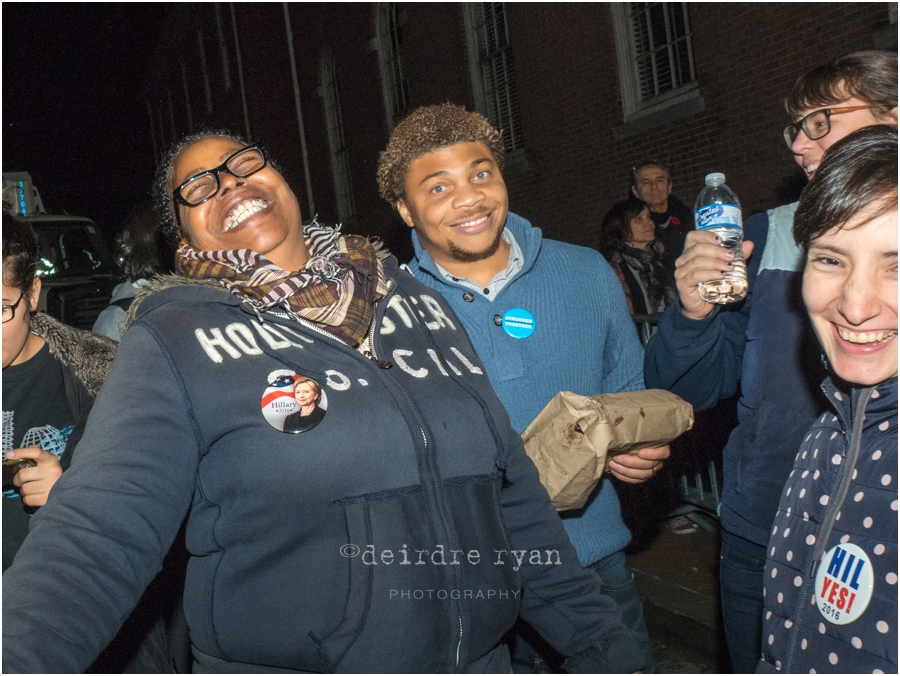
[172,144,269,212]
[2,293,25,324]
[782,105,874,148]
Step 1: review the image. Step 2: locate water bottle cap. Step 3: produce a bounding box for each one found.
[705,172,725,186]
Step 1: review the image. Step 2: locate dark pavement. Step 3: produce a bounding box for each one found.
[626,512,731,674]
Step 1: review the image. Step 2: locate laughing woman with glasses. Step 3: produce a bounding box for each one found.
[4,130,650,674]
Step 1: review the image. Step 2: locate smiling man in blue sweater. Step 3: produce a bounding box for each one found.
[378,103,670,672]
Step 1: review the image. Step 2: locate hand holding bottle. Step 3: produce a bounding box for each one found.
[675,230,755,320]
[693,173,749,304]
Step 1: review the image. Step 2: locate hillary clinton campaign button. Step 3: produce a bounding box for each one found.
[501,308,535,339]
[815,542,874,625]
[261,370,328,434]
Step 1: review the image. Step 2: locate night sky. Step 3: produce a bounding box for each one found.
[4,3,167,239]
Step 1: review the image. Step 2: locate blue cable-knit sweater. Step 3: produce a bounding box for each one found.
[409,212,644,566]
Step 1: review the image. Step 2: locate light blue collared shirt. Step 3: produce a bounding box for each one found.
[433,228,523,298]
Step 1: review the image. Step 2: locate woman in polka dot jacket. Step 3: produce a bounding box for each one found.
[758,126,898,674]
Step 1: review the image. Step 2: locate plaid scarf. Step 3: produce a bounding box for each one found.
[176,223,388,347]
[607,240,675,314]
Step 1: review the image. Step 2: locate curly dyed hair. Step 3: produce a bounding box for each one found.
[152,129,252,242]
[376,103,505,205]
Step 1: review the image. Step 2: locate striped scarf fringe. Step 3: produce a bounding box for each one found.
[176,222,388,347]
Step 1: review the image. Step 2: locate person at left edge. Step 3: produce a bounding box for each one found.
[2,213,109,571]
[380,103,669,672]
[2,214,181,673]
[3,130,648,673]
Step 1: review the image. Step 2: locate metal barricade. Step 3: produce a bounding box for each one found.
[630,313,660,346]
[633,313,724,529]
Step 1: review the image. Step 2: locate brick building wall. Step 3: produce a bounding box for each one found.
[495,2,892,249]
[142,2,894,257]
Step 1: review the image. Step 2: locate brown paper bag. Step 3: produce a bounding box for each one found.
[521,390,694,511]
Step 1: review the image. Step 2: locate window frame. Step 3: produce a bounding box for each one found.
[375,3,411,131]
[611,2,700,124]
[318,47,357,227]
[462,2,525,155]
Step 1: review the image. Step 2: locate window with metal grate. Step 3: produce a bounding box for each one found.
[318,47,357,227]
[612,2,700,125]
[630,3,695,100]
[375,3,411,131]
[463,2,525,154]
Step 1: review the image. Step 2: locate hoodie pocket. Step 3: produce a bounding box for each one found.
[309,499,374,671]
[311,479,519,673]
[311,490,452,673]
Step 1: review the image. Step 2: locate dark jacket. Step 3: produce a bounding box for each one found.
[644,204,829,550]
[649,194,693,277]
[3,257,645,674]
[282,405,326,433]
[757,377,897,673]
[28,312,115,467]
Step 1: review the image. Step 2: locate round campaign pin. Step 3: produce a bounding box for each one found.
[814,542,874,625]
[501,308,536,339]
[260,371,328,434]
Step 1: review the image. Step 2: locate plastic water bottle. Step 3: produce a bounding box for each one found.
[694,173,747,303]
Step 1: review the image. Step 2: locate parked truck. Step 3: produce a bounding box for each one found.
[3,172,120,330]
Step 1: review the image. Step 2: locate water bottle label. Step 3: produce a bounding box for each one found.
[695,204,742,230]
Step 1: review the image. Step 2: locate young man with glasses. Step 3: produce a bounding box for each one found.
[643,50,897,673]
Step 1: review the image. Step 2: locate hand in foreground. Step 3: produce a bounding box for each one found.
[8,447,63,507]
[675,230,754,320]
[607,445,670,484]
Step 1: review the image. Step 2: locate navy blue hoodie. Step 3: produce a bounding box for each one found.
[644,205,829,551]
[3,257,644,673]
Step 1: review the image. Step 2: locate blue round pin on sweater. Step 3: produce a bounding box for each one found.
[502,308,536,339]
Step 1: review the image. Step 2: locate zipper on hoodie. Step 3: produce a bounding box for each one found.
[377,287,467,670]
[264,282,466,669]
[266,280,396,369]
[400,388,466,671]
[783,386,873,672]
[363,305,393,369]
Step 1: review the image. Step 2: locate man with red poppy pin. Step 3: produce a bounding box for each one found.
[630,160,692,278]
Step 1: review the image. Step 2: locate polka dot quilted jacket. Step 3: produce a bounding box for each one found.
[758,377,897,673]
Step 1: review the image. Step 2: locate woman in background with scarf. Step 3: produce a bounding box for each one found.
[598,198,698,537]
[3,131,650,674]
[599,197,675,344]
